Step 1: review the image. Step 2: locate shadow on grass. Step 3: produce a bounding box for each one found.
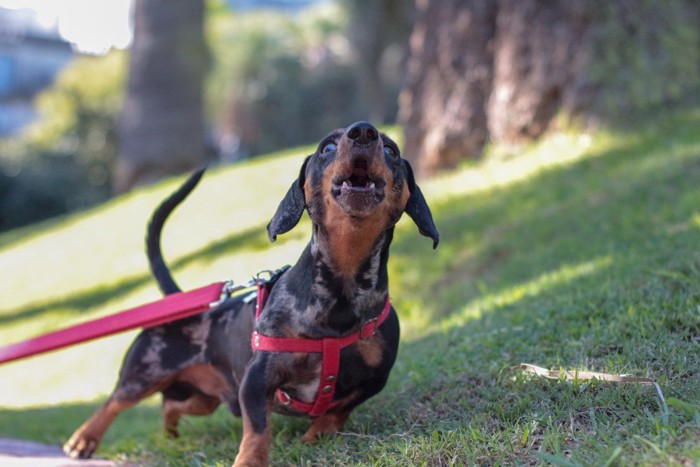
[395,108,700,318]
[376,109,700,463]
[0,224,269,327]
[0,400,162,449]
[0,396,316,464]
[2,110,700,465]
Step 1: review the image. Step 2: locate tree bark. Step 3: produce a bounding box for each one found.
[114,0,208,193]
[398,0,497,177]
[487,0,592,143]
[399,0,700,177]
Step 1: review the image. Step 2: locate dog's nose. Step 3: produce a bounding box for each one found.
[346,122,379,146]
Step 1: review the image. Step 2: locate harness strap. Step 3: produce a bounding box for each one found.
[255,280,269,320]
[252,292,391,417]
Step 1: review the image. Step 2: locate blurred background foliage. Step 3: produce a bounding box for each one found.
[0,0,410,230]
[590,0,700,114]
[0,0,698,232]
[0,51,126,230]
[208,3,367,158]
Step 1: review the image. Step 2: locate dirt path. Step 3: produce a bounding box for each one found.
[0,438,118,466]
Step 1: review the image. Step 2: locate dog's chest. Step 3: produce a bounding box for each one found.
[293,374,322,402]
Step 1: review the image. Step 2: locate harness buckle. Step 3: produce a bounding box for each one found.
[255,270,274,284]
[255,265,292,286]
[277,389,292,406]
[209,280,249,309]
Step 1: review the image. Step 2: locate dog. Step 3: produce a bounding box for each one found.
[63,121,439,466]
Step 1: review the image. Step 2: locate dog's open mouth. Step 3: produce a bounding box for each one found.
[331,163,385,214]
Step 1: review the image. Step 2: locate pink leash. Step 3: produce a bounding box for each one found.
[0,281,232,365]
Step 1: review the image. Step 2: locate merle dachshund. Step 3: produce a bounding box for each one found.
[64,122,438,466]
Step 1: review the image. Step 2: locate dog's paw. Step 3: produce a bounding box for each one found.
[301,430,321,444]
[233,452,268,467]
[63,433,98,459]
[301,412,348,443]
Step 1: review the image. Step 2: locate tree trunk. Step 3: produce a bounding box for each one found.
[487,0,592,143]
[398,0,497,177]
[114,0,208,193]
[399,0,700,177]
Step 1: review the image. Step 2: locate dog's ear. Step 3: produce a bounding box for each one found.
[403,159,439,249]
[267,156,310,242]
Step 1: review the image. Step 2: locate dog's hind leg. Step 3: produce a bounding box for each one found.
[162,391,221,437]
[160,363,235,436]
[64,330,175,459]
[63,386,146,459]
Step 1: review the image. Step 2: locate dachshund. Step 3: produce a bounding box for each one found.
[63,121,439,466]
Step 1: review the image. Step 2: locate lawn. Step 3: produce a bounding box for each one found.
[0,113,698,466]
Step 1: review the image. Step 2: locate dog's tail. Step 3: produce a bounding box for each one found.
[146,167,206,295]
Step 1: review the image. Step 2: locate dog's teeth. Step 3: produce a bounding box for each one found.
[342,181,351,188]
[369,182,375,189]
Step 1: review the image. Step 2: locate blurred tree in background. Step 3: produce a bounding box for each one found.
[1,0,699,230]
[1,1,381,229]
[399,0,700,176]
[115,0,209,193]
[346,0,413,123]
[209,4,361,159]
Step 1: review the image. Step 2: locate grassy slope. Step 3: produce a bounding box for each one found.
[0,115,698,465]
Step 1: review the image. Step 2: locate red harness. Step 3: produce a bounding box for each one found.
[0,266,390,418]
[251,282,391,417]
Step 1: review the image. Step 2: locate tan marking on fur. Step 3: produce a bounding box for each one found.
[178,363,231,399]
[304,178,313,204]
[320,148,402,278]
[357,334,384,368]
[163,392,221,437]
[400,183,410,210]
[301,410,352,443]
[324,209,387,277]
[234,413,272,467]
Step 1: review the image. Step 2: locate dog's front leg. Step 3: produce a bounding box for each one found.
[234,354,274,467]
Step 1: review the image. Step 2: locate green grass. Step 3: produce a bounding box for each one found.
[1,114,699,465]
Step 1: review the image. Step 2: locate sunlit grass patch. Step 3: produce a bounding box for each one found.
[1,109,699,464]
[423,127,620,204]
[439,255,614,333]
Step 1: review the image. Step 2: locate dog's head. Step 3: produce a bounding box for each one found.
[267,121,439,248]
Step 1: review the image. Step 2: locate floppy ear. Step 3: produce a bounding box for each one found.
[267,156,310,242]
[403,159,440,249]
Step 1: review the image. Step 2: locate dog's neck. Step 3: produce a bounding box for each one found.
[258,233,389,337]
[310,223,391,295]
[273,223,388,332]
[261,223,393,336]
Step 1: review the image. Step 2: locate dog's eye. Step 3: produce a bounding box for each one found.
[321,142,337,155]
[383,145,398,158]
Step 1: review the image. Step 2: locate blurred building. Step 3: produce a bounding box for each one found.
[0,7,74,136]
